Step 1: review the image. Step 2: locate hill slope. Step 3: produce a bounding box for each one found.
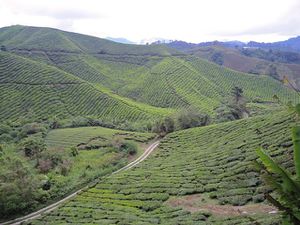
[12,48,300,115]
[182,45,300,89]
[0,51,171,122]
[1,25,299,123]
[0,25,178,55]
[26,111,295,224]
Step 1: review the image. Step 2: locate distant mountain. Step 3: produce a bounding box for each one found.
[166,36,300,53]
[140,38,172,45]
[106,37,136,44]
[247,36,300,52]
[167,44,300,89]
[165,40,247,51]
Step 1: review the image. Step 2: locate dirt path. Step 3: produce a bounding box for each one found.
[166,194,278,217]
[2,141,160,225]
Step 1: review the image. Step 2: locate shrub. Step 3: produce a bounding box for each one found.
[20,122,47,137]
[0,146,46,218]
[120,141,138,155]
[37,159,53,173]
[59,159,72,176]
[20,137,46,158]
[70,146,79,157]
[176,108,210,130]
[152,117,175,136]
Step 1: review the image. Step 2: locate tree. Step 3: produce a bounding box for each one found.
[231,86,244,105]
[152,117,175,136]
[176,108,210,129]
[20,137,46,158]
[0,146,47,218]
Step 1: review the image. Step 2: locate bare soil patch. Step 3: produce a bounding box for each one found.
[166,194,277,217]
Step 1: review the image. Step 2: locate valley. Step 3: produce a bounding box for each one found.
[0,25,300,225]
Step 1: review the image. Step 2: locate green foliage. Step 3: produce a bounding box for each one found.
[45,126,155,149]
[152,109,210,136]
[20,122,47,137]
[216,87,249,122]
[151,116,175,136]
[19,137,46,158]
[176,108,210,129]
[292,126,300,180]
[26,111,293,224]
[119,141,138,155]
[256,107,300,224]
[0,145,47,218]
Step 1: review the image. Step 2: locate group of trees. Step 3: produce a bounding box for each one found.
[216,86,249,122]
[0,121,78,218]
[111,138,138,156]
[152,86,249,136]
[152,108,210,136]
[0,145,49,218]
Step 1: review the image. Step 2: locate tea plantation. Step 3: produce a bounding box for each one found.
[26,111,296,224]
[1,25,299,224]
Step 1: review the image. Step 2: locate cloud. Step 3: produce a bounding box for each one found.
[1,0,104,19]
[0,0,299,43]
[248,2,300,36]
[213,0,300,40]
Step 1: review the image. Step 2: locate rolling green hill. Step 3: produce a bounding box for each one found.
[1,25,298,122]
[26,111,295,224]
[1,25,300,224]
[11,48,300,116]
[0,25,178,55]
[0,51,171,122]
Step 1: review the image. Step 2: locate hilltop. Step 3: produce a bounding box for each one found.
[0,25,178,55]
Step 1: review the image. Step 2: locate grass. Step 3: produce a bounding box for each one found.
[44,126,156,197]
[45,126,156,149]
[26,111,296,224]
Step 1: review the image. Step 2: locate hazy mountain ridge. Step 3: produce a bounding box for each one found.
[165,36,300,53]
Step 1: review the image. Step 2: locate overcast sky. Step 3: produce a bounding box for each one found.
[0,0,299,44]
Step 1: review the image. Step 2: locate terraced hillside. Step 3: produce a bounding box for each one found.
[14,49,300,114]
[0,25,178,55]
[0,51,172,122]
[27,111,296,224]
[0,25,298,121]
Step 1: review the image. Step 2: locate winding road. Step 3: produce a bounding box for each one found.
[2,141,160,225]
